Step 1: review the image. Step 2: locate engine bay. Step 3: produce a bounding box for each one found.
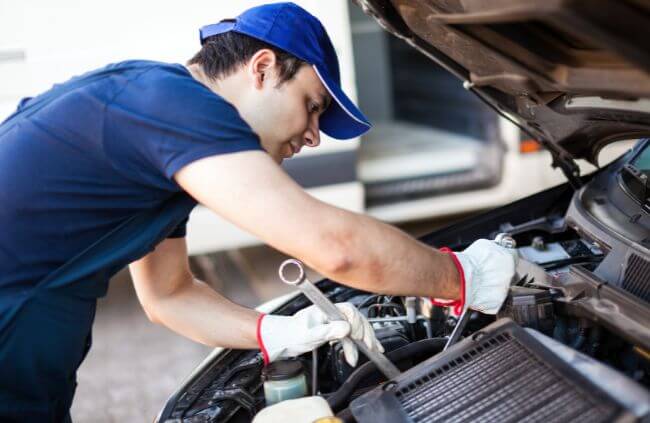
[158,144,650,422]
[159,227,649,422]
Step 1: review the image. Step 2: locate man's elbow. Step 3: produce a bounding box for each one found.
[317,245,387,291]
[141,300,163,325]
[320,251,355,276]
[316,226,360,277]
[133,268,193,325]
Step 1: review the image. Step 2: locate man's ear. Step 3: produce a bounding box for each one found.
[248,49,277,89]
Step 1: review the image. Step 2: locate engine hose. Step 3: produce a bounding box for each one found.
[327,338,446,412]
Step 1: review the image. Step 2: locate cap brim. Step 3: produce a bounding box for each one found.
[313,65,371,140]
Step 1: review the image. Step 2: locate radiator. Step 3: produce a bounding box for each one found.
[350,319,635,423]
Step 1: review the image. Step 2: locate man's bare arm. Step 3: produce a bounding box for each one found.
[129,237,259,349]
[174,151,460,300]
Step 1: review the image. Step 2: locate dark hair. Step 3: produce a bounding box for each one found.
[187,31,306,85]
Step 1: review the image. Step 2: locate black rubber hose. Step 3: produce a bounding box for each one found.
[327,338,446,412]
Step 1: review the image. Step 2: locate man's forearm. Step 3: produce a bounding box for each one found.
[308,212,461,300]
[148,277,260,349]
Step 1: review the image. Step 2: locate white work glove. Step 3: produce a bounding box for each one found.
[450,239,518,314]
[257,302,383,367]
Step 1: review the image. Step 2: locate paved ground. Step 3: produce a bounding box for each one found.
[70,246,301,422]
[71,270,210,422]
[69,217,460,422]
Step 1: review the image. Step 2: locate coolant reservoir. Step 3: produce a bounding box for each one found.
[261,359,308,405]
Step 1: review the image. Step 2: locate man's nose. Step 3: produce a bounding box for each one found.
[303,115,320,147]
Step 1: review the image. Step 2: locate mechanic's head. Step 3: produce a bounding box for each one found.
[187,32,327,163]
[187,3,371,163]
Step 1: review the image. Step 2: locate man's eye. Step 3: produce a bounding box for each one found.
[308,102,319,114]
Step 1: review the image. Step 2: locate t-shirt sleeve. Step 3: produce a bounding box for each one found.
[103,65,263,189]
[167,217,188,239]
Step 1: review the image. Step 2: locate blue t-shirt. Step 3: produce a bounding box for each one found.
[0,60,262,293]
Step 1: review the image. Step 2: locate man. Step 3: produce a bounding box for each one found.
[0,3,515,421]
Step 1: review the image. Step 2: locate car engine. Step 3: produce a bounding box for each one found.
[158,145,650,422]
[158,232,649,422]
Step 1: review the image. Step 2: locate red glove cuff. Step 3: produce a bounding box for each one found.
[430,247,466,315]
[256,313,270,365]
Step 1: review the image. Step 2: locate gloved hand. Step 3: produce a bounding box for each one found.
[257,302,383,366]
[445,239,518,314]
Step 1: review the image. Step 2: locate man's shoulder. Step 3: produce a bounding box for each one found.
[102,60,262,181]
[110,60,190,80]
[99,59,179,75]
[110,62,256,139]
[109,60,234,111]
[99,60,194,94]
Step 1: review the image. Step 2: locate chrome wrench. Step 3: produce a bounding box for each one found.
[444,308,472,351]
[278,259,401,380]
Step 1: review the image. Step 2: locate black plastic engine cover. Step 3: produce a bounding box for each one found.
[350,319,635,423]
[331,325,410,385]
[497,286,555,335]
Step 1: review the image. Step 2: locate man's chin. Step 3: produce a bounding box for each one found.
[272,154,284,165]
[269,146,293,164]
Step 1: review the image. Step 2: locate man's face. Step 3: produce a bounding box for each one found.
[244,63,331,163]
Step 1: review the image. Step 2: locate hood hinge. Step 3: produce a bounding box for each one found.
[551,150,583,190]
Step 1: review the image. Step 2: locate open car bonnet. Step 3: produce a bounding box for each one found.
[354,0,650,173]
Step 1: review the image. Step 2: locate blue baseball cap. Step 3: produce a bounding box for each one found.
[199,2,371,140]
